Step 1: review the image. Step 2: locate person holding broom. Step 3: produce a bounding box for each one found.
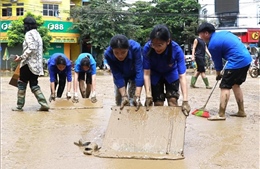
[48,53,72,102]
[197,22,252,120]
[72,53,97,103]
[142,24,190,115]
[190,36,212,89]
[12,16,49,111]
[104,34,144,111]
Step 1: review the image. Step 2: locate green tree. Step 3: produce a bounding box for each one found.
[7,12,52,53]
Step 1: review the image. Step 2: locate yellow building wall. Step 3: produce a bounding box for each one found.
[70,43,81,61]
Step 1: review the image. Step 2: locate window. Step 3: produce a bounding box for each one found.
[16,8,24,16]
[2,8,12,17]
[43,4,59,16]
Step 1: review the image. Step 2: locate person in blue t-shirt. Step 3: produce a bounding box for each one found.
[48,53,72,102]
[73,53,97,103]
[104,34,144,110]
[197,22,252,120]
[142,24,190,114]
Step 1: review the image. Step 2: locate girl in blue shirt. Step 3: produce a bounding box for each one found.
[73,53,97,103]
[48,53,72,102]
[104,34,144,110]
[143,24,190,114]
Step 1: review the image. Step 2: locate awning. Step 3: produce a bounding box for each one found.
[82,0,90,2]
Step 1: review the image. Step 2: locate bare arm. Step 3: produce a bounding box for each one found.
[66,81,71,93]
[91,74,96,94]
[50,82,55,94]
[144,69,152,97]
[179,73,188,101]
[73,72,79,94]
[205,45,212,58]
[192,39,198,61]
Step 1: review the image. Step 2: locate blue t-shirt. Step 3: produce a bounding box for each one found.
[143,40,186,85]
[208,31,252,71]
[48,53,72,82]
[74,53,96,75]
[104,40,144,88]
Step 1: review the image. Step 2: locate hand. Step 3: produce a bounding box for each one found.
[49,93,55,102]
[145,97,153,111]
[72,92,79,103]
[14,55,21,62]
[66,92,71,100]
[120,95,130,110]
[90,91,97,103]
[182,101,191,116]
[216,74,222,81]
[133,96,142,111]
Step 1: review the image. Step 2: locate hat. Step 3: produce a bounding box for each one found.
[197,22,215,33]
[23,16,36,25]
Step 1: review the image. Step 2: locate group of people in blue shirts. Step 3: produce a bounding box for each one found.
[47,23,252,120]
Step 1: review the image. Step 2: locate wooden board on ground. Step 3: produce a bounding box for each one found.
[49,98,103,110]
[94,106,186,160]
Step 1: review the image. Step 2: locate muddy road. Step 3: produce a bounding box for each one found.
[1,70,259,169]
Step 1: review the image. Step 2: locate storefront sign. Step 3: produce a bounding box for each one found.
[0,36,8,43]
[0,21,12,33]
[248,30,260,43]
[44,21,79,33]
[51,36,78,43]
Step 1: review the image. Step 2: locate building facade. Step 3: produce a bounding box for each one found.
[0,0,85,69]
[199,0,260,47]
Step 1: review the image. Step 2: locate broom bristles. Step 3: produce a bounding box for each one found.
[191,109,210,118]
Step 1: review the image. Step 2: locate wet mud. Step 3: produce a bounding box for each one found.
[1,70,259,169]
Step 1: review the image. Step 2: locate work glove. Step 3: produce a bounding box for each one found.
[72,92,79,103]
[49,93,55,102]
[66,92,71,100]
[182,101,191,116]
[145,97,153,111]
[120,95,130,110]
[133,96,142,111]
[90,91,97,103]
[216,74,222,81]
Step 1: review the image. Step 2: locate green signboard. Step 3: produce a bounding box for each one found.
[43,43,64,59]
[0,20,79,33]
[0,20,12,33]
[43,21,79,33]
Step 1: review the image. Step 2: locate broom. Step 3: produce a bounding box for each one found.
[192,62,228,118]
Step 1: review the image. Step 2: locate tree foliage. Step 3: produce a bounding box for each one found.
[70,0,200,63]
[7,12,52,53]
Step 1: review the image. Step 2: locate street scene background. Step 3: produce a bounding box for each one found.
[1,70,259,169]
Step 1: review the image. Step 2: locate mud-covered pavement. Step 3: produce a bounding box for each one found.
[1,70,259,169]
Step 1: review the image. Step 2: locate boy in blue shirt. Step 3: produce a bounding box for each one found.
[197,22,252,120]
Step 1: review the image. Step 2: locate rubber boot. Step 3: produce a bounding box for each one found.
[190,76,198,88]
[230,101,247,117]
[79,80,86,98]
[203,77,212,89]
[85,84,91,98]
[12,81,27,111]
[207,104,226,121]
[31,85,49,111]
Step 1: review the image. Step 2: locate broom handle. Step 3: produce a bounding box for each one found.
[202,61,228,109]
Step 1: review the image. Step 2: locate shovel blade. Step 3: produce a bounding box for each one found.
[95,106,186,160]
